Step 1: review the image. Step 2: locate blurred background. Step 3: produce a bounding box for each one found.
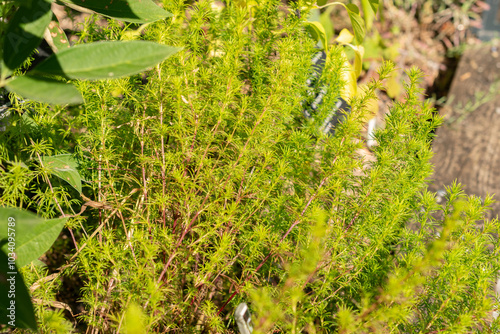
[319,0,500,219]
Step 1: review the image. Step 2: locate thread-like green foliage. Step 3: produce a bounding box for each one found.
[0,0,499,332]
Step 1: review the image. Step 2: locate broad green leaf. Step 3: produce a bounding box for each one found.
[21,112,39,131]
[341,62,357,101]
[59,0,172,23]
[352,45,364,78]
[6,75,83,105]
[0,207,68,269]
[364,0,379,14]
[337,30,364,79]
[340,50,357,101]
[316,0,328,7]
[319,7,335,43]
[0,248,37,330]
[336,28,354,44]
[308,7,321,22]
[41,154,82,193]
[44,15,70,53]
[32,41,182,80]
[345,4,365,45]
[361,0,378,31]
[317,3,366,44]
[2,0,52,76]
[304,22,328,50]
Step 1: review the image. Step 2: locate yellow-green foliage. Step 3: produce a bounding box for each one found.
[0,0,499,333]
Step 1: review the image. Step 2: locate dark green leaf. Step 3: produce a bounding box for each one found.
[59,0,172,23]
[0,248,37,330]
[6,75,83,105]
[41,154,82,194]
[345,4,365,44]
[32,41,182,80]
[0,207,68,268]
[2,0,52,75]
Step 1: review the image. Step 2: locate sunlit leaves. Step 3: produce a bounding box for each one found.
[304,21,328,50]
[32,41,182,80]
[58,0,172,23]
[6,76,83,105]
[41,154,82,193]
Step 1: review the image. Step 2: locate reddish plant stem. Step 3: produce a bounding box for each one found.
[182,98,200,178]
[344,190,372,231]
[163,97,273,312]
[195,96,271,200]
[161,99,273,284]
[225,100,269,174]
[172,213,180,233]
[191,77,232,181]
[157,191,211,283]
[157,65,167,229]
[216,153,339,315]
[141,106,148,204]
[192,119,221,181]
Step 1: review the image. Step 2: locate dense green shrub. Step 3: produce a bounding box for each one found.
[1,0,499,332]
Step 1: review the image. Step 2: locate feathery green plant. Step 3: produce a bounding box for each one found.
[0,0,499,332]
